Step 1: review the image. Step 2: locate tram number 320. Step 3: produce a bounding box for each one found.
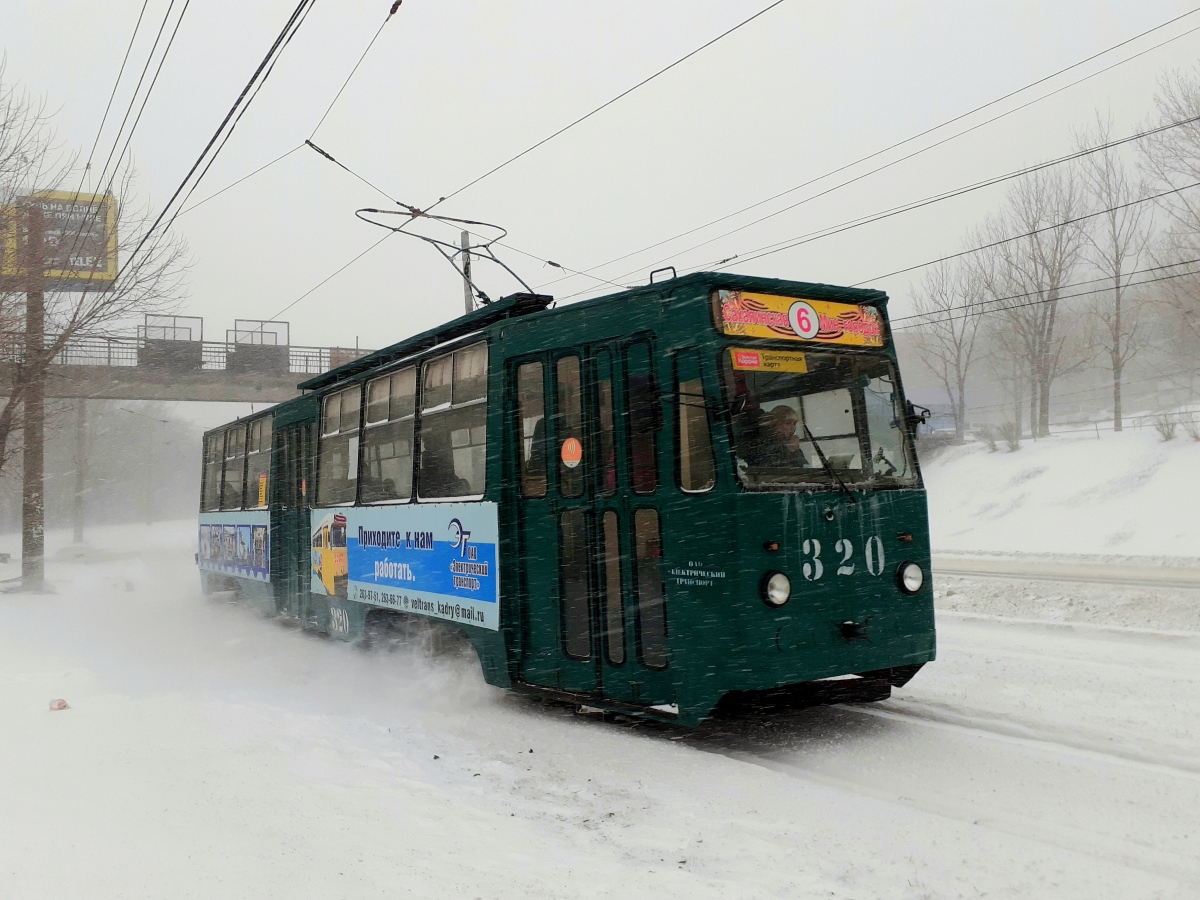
[800,537,885,581]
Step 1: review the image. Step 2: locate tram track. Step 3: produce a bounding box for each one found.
[933,556,1200,589]
[714,738,1200,890]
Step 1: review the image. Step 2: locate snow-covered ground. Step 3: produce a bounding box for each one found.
[2,521,1198,898]
[922,427,1199,558]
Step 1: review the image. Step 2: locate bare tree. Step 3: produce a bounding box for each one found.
[977,168,1089,437]
[0,65,189,474]
[910,259,985,442]
[1139,66,1200,391]
[1075,114,1151,431]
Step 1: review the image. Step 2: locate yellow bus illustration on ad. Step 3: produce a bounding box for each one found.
[311,512,348,598]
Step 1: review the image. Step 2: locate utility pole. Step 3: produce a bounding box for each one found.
[460,230,474,315]
[73,399,86,544]
[21,203,45,591]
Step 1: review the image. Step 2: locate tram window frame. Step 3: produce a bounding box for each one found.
[219,424,247,511]
[418,342,488,501]
[201,431,223,511]
[514,360,547,498]
[361,367,417,504]
[625,341,661,495]
[633,506,668,670]
[558,508,592,661]
[675,352,716,493]
[600,509,625,666]
[243,416,274,509]
[554,355,584,499]
[594,350,618,497]
[317,385,362,506]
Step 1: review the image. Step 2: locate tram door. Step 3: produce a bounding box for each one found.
[275,421,315,622]
[513,341,673,707]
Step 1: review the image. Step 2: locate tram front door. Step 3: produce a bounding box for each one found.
[512,341,674,709]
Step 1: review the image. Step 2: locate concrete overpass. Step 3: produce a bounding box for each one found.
[5,319,373,403]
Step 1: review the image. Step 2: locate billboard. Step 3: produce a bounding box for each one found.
[1,191,118,290]
[311,502,500,631]
[198,510,270,582]
[715,289,885,348]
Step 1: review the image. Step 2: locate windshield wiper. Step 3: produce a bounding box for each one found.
[801,423,857,504]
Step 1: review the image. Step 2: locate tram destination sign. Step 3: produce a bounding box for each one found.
[715,289,885,347]
[0,191,118,290]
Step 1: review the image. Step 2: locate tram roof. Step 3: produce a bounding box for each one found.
[299,272,889,392]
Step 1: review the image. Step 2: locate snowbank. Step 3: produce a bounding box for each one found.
[922,428,1200,558]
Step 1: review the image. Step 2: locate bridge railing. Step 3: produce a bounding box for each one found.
[0,331,364,376]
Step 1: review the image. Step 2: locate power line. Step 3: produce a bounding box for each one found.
[851,179,1200,290]
[80,0,150,191]
[892,256,1200,325]
[541,7,1200,296]
[427,0,789,214]
[117,0,319,285]
[310,1,404,138]
[892,261,1200,332]
[175,145,302,218]
[269,232,394,320]
[554,121,1200,301]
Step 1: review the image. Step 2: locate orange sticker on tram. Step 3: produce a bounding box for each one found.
[560,437,583,469]
[729,348,809,373]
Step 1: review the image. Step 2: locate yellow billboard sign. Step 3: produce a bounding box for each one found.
[729,347,808,373]
[1,191,118,289]
[715,289,885,347]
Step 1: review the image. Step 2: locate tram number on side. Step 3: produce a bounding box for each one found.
[329,606,351,634]
[800,536,885,581]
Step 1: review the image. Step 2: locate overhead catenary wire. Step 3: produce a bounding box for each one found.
[116,0,319,286]
[891,258,1200,332]
[310,0,404,138]
[555,122,1200,303]
[425,0,789,215]
[540,8,1200,295]
[891,256,1200,325]
[79,0,151,192]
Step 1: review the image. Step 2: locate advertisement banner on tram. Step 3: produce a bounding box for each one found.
[715,289,885,347]
[198,511,270,582]
[309,503,500,631]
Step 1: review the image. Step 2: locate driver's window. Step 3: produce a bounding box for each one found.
[863,375,910,479]
[797,387,861,470]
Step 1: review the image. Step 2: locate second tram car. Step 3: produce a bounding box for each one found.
[197,272,935,726]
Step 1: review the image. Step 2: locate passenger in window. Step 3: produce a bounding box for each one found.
[421,430,471,497]
[743,406,808,468]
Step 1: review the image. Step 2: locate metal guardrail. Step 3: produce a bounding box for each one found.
[0,332,354,376]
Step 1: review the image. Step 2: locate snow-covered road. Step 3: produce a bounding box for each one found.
[1,522,1197,899]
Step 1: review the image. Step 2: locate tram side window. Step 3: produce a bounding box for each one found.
[318,386,361,505]
[676,354,715,493]
[220,425,247,510]
[362,367,416,503]
[243,416,273,508]
[515,361,546,498]
[626,342,660,495]
[202,432,223,511]
[419,342,488,499]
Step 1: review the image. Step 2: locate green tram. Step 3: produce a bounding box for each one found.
[197,272,935,726]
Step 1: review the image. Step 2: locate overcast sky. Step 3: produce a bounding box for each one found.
[2,0,1197,352]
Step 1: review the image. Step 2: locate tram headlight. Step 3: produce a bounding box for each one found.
[762,572,791,607]
[897,561,924,594]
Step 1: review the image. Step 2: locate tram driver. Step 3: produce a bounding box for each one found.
[742,405,809,468]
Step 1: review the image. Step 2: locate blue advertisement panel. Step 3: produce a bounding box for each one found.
[198,510,270,582]
[310,503,500,632]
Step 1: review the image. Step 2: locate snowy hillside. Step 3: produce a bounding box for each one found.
[922,428,1200,559]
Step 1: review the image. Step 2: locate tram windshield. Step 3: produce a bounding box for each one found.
[723,349,917,490]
